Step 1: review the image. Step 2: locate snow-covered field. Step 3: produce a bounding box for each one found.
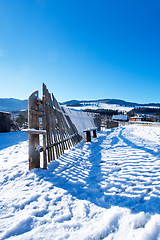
[65,103,134,112]
[1,126,160,239]
[64,102,160,113]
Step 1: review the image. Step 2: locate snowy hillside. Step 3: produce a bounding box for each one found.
[64,102,134,112]
[64,102,160,114]
[63,99,160,114]
[1,126,160,239]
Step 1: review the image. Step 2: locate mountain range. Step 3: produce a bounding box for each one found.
[62,99,160,108]
[0,98,160,112]
[0,98,28,112]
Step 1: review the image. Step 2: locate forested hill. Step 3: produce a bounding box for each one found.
[0,98,28,112]
[63,99,160,107]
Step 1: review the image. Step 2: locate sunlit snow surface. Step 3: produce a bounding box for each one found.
[1,126,160,239]
[65,103,134,112]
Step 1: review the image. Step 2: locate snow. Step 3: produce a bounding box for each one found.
[64,102,160,113]
[1,125,160,239]
[64,102,134,112]
[22,129,46,134]
[63,107,97,136]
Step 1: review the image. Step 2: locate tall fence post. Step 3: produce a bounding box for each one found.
[28,91,40,170]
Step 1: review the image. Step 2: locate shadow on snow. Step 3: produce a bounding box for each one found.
[34,128,160,215]
[0,131,28,150]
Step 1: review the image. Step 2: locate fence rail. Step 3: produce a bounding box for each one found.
[26,84,100,170]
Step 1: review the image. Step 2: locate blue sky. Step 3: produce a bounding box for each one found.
[0,0,160,103]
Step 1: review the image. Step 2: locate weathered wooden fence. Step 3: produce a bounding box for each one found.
[26,84,100,170]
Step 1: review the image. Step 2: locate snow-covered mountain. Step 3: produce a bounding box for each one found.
[63,98,138,106]
[63,99,160,113]
[64,101,134,113]
[63,99,160,107]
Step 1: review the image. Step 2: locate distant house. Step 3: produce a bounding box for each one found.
[112,115,128,121]
[130,116,142,121]
[0,111,11,132]
[130,114,151,122]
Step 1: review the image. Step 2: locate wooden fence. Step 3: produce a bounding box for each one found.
[26,84,100,170]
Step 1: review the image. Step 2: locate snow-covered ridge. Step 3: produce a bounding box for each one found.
[63,102,160,113]
[64,102,134,112]
[1,126,160,239]
[1,97,160,113]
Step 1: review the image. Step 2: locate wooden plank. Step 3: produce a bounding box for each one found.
[47,96,60,159]
[43,84,52,162]
[86,131,91,142]
[93,129,97,138]
[24,129,46,135]
[48,97,55,161]
[51,110,60,159]
[56,110,65,155]
[55,103,66,153]
[43,134,47,168]
[46,93,53,162]
[28,90,40,170]
[42,95,47,169]
[49,91,61,159]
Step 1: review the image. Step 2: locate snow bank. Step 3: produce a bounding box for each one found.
[1,126,160,239]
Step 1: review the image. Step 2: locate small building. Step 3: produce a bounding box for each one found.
[130,114,151,122]
[130,116,142,121]
[112,115,128,121]
[0,111,11,132]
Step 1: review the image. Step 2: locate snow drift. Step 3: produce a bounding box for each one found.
[1,125,160,239]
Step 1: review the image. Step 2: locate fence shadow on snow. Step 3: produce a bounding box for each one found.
[34,129,160,215]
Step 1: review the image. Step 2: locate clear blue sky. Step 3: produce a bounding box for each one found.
[0,0,160,103]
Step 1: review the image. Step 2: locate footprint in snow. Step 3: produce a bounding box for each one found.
[142,154,150,158]
[109,166,121,173]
